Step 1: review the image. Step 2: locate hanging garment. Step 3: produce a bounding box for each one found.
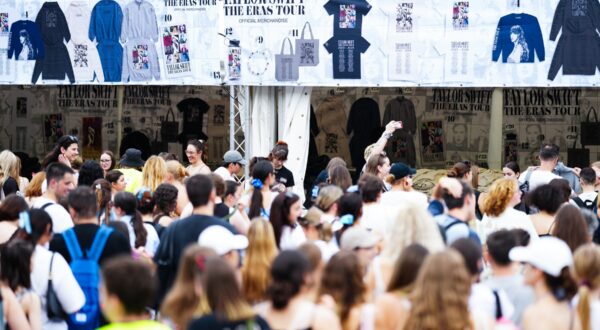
[120,0,159,43]
[8,20,44,61]
[32,2,74,84]
[66,1,104,82]
[176,98,210,143]
[324,0,372,35]
[492,13,545,63]
[347,97,381,169]
[315,96,351,164]
[121,39,160,82]
[383,96,417,166]
[324,35,370,79]
[548,0,600,81]
[90,0,123,82]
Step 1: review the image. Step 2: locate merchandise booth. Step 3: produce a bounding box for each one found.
[0,0,599,200]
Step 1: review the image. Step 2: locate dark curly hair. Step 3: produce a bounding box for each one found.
[153,183,178,221]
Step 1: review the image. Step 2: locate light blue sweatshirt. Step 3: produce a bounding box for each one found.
[121,0,159,43]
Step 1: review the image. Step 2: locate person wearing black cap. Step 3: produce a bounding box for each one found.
[118,148,144,194]
[380,162,428,207]
[214,150,247,182]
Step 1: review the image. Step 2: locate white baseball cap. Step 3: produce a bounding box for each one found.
[509,237,573,277]
[340,226,380,251]
[198,226,249,256]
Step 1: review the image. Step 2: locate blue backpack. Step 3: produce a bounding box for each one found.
[63,226,113,330]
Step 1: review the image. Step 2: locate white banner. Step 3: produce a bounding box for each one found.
[0,0,599,86]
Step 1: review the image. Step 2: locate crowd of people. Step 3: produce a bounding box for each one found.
[0,123,598,330]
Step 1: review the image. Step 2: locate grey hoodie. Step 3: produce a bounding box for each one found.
[554,161,581,194]
[120,0,158,43]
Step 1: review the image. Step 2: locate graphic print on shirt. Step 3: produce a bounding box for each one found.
[162,24,191,77]
[572,0,587,16]
[394,43,411,74]
[507,25,529,63]
[339,5,357,28]
[45,11,57,28]
[451,41,469,74]
[452,2,469,30]
[325,35,370,79]
[0,13,8,33]
[396,3,413,32]
[73,44,88,67]
[133,44,150,70]
[17,30,34,60]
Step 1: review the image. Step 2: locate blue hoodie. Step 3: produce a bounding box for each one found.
[90,0,123,82]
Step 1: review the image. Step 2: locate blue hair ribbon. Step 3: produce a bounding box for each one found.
[340,214,355,226]
[19,211,32,234]
[251,178,263,190]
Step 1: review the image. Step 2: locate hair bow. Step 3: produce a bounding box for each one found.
[19,211,32,234]
[95,184,101,190]
[251,178,263,190]
[340,214,355,226]
[195,255,206,272]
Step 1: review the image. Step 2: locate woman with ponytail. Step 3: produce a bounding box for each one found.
[248,160,275,219]
[256,250,342,330]
[92,179,112,224]
[112,191,160,256]
[16,209,85,330]
[269,141,295,192]
[573,244,600,330]
[510,237,581,330]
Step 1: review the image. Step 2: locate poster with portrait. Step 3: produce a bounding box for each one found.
[82,117,102,160]
[162,23,192,78]
[423,89,492,167]
[420,119,445,166]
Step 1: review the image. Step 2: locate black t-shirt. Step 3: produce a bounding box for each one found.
[274,166,295,188]
[154,214,237,304]
[214,203,230,219]
[324,35,370,79]
[177,98,210,141]
[324,0,372,35]
[49,224,132,265]
[188,314,271,330]
[2,177,19,197]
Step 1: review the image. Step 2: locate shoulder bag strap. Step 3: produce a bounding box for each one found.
[63,228,84,261]
[48,253,55,280]
[300,21,314,40]
[492,290,502,319]
[88,226,113,262]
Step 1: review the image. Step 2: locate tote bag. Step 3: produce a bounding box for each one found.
[296,22,319,66]
[275,38,299,82]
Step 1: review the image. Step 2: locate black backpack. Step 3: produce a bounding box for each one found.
[571,195,598,211]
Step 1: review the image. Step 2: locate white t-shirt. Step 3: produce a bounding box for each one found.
[214,167,234,182]
[280,225,306,250]
[579,191,598,203]
[32,197,74,234]
[469,283,514,322]
[117,216,160,256]
[31,245,85,330]
[380,190,429,208]
[312,239,339,262]
[360,203,391,238]
[518,169,563,191]
[479,208,539,243]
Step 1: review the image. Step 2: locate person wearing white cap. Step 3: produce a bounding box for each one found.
[198,225,248,270]
[214,150,247,182]
[509,237,581,330]
[340,226,379,272]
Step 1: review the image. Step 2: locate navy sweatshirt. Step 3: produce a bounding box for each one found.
[7,20,44,60]
[548,0,600,80]
[32,2,75,84]
[492,13,544,63]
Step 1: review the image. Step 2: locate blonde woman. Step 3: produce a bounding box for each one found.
[299,207,339,261]
[141,156,167,192]
[0,150,21,198]
[573,244,600,330]
[242,218,278,304]
[14,157,29,193]
[366,203,444,299]
[403,250,494,330]
[161,245,217,330]
[165,160,189,216]
[479,178,538,242]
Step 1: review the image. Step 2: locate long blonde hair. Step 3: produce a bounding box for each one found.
[381,203,444,263]
[142,156,167,191]
[0,150,19,186]
[25,172,45,199]
[242,218,278,304]
[403,250,473,330]
[573,244,600,330]
[481,178,517,217]
[161,246,216,329]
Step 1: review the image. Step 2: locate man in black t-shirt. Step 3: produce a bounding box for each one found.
[270,142,295,192]
[50,186,131,265]
[154,174,236,305]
